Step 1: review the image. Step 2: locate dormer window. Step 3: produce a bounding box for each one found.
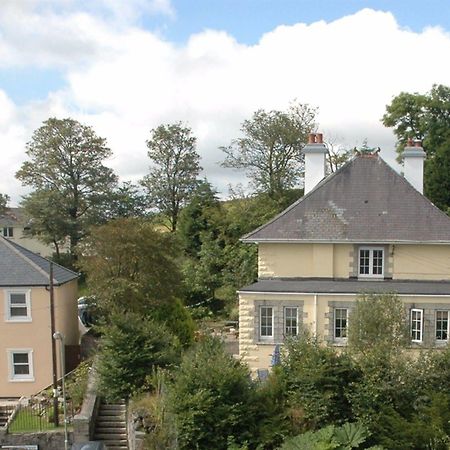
[358,247,384,278]
[3,227,13,238]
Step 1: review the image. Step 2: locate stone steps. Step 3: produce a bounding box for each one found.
[94,400,128,450]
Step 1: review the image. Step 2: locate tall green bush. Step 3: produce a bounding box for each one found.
[168,337,255,450]
[277,335,360,433]
[96,312,180,400]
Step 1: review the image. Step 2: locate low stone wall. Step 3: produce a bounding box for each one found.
[72,368,99,444]
[0,430,71,449]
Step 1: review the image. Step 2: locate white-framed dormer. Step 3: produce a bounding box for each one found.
[7,348,35,382]
[358,246,384,279]
[4,289,32,322]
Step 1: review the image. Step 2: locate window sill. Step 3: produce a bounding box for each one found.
[257,340,283,345]
[9,378,35,383]
[332,340,348,347]
[5,318,32,323]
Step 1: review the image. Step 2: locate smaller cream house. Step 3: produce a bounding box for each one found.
[0,208,57,257]
[0,237,79,398]
[239,134,450,372]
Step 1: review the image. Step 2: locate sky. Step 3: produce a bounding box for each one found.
[1,0,450,205]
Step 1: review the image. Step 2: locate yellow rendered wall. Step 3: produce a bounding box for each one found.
[258,243,351,279]
[239,292,450,373]
[393,244,450,280]
[0,281,78,397]
[333,244,353,278]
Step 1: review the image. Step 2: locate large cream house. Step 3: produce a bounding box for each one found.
[239,134,450,372]
[0,237,79,397]
[0,208,57,257]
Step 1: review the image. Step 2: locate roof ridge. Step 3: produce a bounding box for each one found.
[0,236,54,283]
[241,156,357,241]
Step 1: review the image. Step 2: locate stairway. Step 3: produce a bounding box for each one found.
[0,403,15,428]
[94,400,128,449]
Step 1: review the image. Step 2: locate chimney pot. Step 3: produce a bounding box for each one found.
[303,131,327,194]
[407,138,414,147]
[414,140,422,148]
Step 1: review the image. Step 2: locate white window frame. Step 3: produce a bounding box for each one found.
[435,310,449,342]
[334,308,348,341]
[284,306,299,337]
[260,306,274,341]
[4,289,32,322]
[411,308,424,343]
[3,227,13,238]
[358,246,384,278]
[7,349,34,382]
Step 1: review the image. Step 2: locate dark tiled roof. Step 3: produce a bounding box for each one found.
[242,155,450,243]
[0,237,78,286]
[240,278,450,296]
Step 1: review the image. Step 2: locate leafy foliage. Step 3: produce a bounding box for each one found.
[142,122,202,231]
[16,117,117,258]
[279,422,381,450]
[278,334,359,433]
[80,218,181,316]
[221,102,316,199]
[0,193,10,214]
[347,293,409,357]
[96,312,180,401]
[382,84,450,211]
[105,181,148,219]
[168,337,255,450]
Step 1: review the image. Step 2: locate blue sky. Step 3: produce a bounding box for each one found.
[150,0,450,44]
[0,0,449,203]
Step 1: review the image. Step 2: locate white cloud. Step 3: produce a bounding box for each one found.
[1,7,450,204]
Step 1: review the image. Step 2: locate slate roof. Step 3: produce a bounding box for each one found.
[240,278,450,296]
[242,154,450,243]
[0,237,78,286]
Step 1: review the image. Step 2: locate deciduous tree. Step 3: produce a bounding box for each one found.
[16,117,117,258]
[79,218,182,316]
[0,193,10,214]
[142,122,202,231]
[221,102,316,199]
[382,84,450,211]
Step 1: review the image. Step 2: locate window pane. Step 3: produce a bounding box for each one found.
[13,353,29,364]
[411,309,423,341]
[335,308,348,338]
[372,250,383,275]
[14,364,30,375]
[10,293,26,304]
[285,307,298,336]
[260,307,273,337]
[11,352,31,378]
[359,250,369,274]
[436,310,449,341]
[10,307,28,317]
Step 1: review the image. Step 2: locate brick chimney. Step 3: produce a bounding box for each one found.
[403,139,425,194]
[303,132,327,194]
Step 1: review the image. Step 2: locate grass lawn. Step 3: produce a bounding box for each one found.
[9,407,57,433]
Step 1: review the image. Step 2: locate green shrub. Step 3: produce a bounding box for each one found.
[168,337,256,450]
[96,312,180,401]
[277,334,359,433]
[65,360,91,411]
